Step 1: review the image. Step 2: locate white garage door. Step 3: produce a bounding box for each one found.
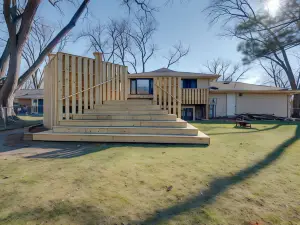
[236,94,288,117]
[227,94,236,116]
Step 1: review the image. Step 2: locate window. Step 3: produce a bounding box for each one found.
[130,79,137,95]
[181,79,197,88]
[130,79,153,95]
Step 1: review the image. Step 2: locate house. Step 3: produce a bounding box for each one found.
[14,89,44,114]
[32,52,299,144]
[130,68,296,120]
[209,81,293,119]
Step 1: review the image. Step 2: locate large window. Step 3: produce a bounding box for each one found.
[130,79,153,95]
[182,79,197,88]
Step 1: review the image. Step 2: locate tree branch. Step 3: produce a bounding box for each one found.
[17,0,90,89]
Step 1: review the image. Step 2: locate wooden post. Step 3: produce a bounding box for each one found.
[120,65,124,100]
[54,54,58,125]
[116,65,120,100]
[57,53,63,121]
[163,78,167,110]
[102,62,107,102]
[111,64,115,100]
[78,57,83,114]
[153,77,157,104]
[168,77,172,114]
[124,66,128,100]
[107,63,111,101]
[158,77,162,109]
[89,59,94,109]
[173,77,177,115]
[206,102,209,119]
[93,52,102,105]
[178,77,182,119]
[83,58,89,109]
[71,55,76,115]
[65,54,70,120]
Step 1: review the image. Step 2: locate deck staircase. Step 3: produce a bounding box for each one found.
[33,99,210,145]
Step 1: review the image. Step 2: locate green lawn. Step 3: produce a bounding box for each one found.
[0,122,300,225]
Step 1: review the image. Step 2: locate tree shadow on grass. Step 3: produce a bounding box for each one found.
[208,124,281,136]
[132,125,300,225]
[25,144,111,159]
[0,200,109,225]
[25,143,208,159]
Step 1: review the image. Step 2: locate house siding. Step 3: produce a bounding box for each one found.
[210,93,227,117]
[15,98,32,106]
[236,93,289,117]
[197,79,210,88]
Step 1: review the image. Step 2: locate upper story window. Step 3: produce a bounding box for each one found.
[182,79,197,88]
[130,78,153,95]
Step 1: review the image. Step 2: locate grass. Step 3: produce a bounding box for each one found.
[0,121,300,225]
[0,115,43,131]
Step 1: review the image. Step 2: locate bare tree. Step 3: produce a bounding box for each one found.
[0,0,90,116]
[260,60,290,88]
[22,19,71,90]
[205,58,250,82]
[205,0,300,115]
[0,0,155,116]
[77,15,157,73]
[129,14,157,72]
[164,41,189,68]
[114,19,132,66]
[77,19,122,63]
[77,22,109,60]
[22,18,54,89]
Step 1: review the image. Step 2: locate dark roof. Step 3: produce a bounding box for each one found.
[129,68,220,78]
[210,81,286,91]
[15,89,44,99]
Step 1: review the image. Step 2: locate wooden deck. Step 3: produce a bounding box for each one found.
[34,100,210,145]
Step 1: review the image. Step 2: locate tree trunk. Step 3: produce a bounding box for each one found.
[0,46,21,116]
[0,40,10,79]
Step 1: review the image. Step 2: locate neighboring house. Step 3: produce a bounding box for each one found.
[131,68,296,120]
[14,89,44,114]
[209,81,292,119]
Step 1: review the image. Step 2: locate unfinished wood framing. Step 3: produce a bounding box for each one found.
[173,77,177,115]
[43,51,212,128]
[57,53,63,122]
[182,88,209,104]
[43,52,128,125]
[111,64,115,100]
[78,57,83,114]
[83,58,88,110]
[116,65,120,100]
[178,77,182,119]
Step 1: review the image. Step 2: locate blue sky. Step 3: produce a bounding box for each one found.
[39,0,264,84]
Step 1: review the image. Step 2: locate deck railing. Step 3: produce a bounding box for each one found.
[181,88,209,104]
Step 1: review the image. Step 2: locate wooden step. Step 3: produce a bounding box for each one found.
[53,124,198,136]
[94,104,161,110]
[72,114,177,121]
[59,119,187,128]
[33,131,210,145]
[103,100,153,105]
[84,109,168,115]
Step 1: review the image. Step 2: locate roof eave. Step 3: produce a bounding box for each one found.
[129,72,220,79]
[209,90,300,94]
